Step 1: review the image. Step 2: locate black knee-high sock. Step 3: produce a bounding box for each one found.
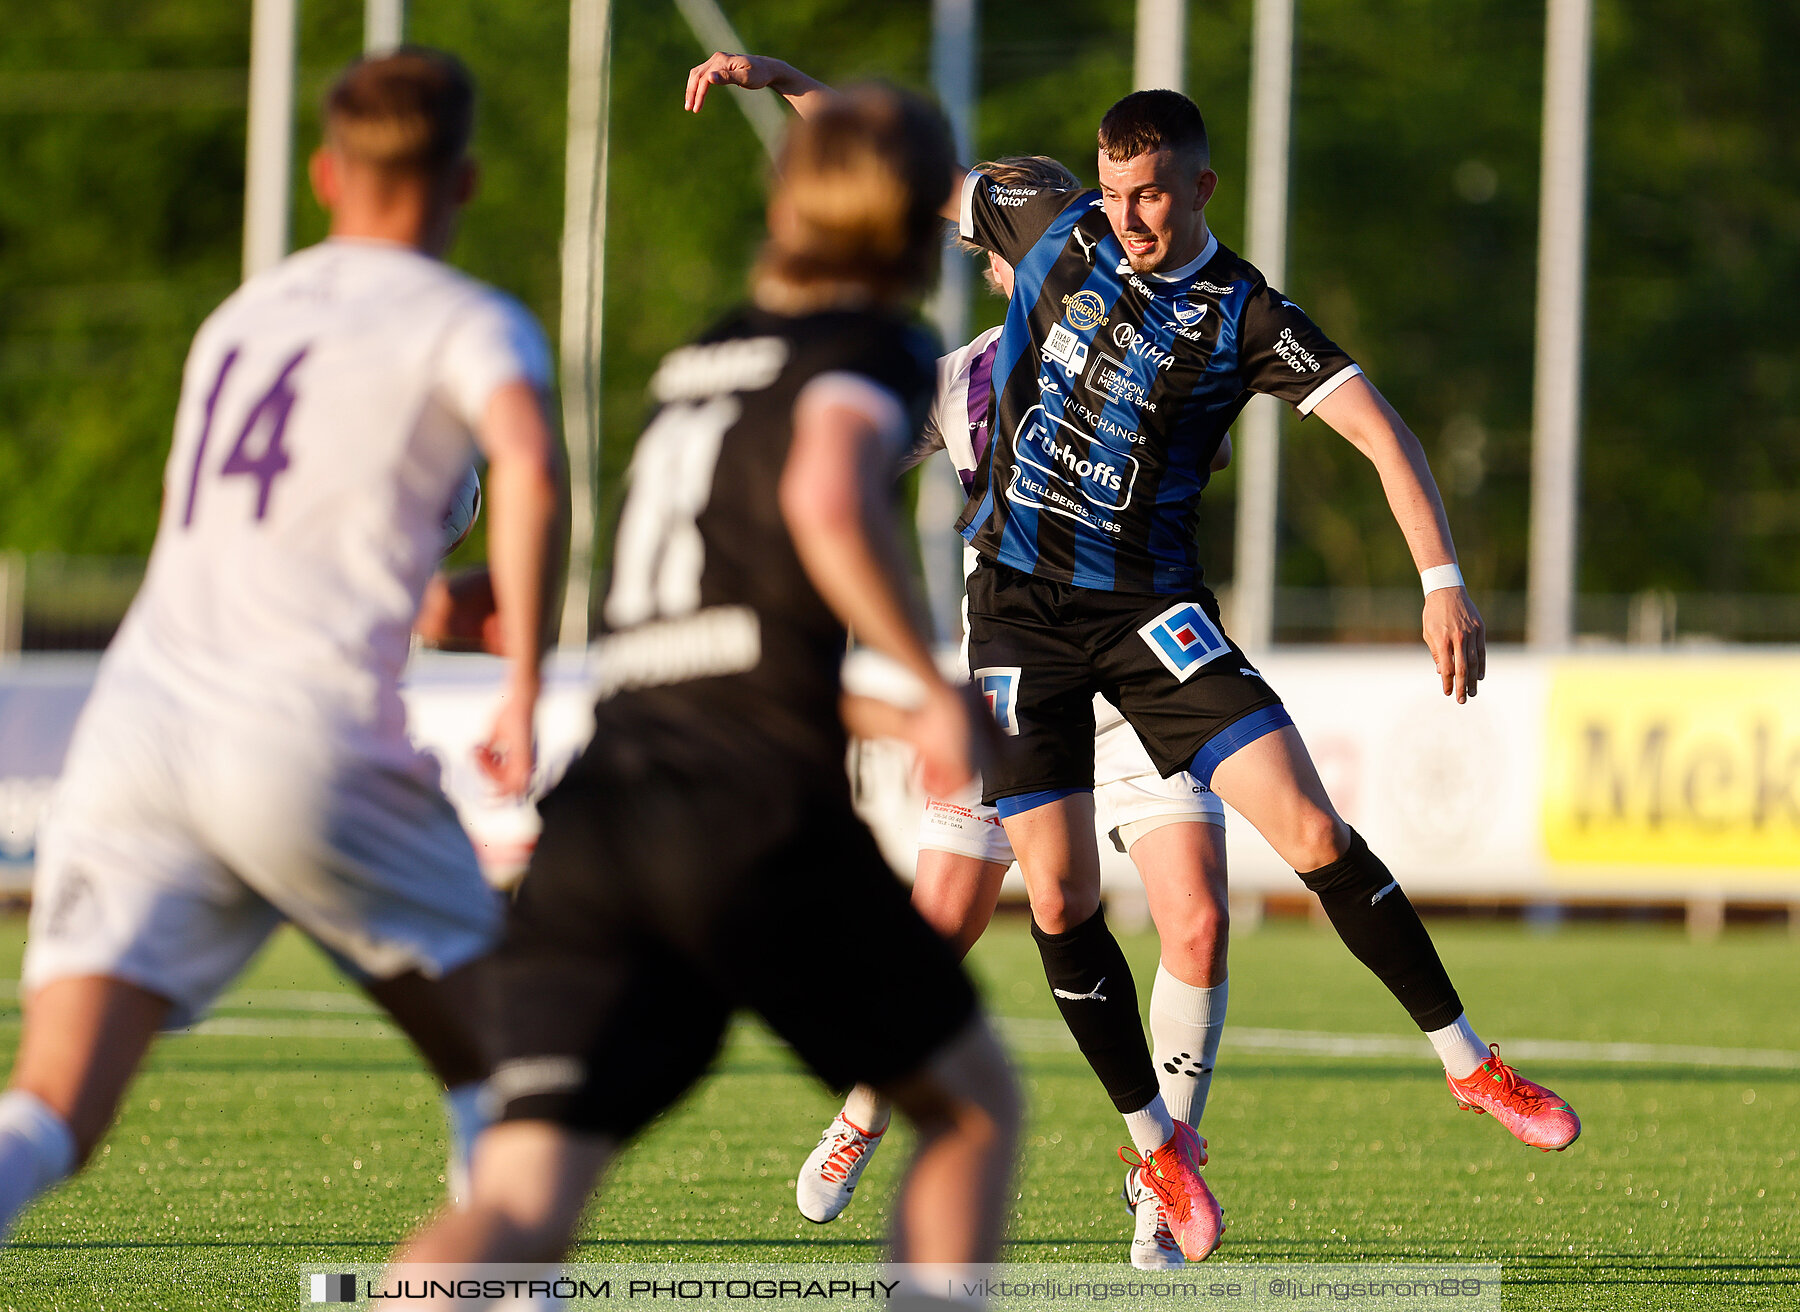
[1031,906,1161,1113]
[1298,829,1464,1031]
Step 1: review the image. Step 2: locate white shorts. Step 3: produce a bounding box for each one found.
[917,695,1225,865]
[23,685,500,1028]
[918,779,1015,865]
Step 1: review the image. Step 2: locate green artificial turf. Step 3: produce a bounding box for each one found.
[1,915,1795,1310]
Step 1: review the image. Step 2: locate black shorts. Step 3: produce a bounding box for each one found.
[482,719,979,1139]
[966,560,1289,805]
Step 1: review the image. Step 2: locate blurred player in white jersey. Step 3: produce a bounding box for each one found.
[798,159,1232,1271]
[0,49,561,1243]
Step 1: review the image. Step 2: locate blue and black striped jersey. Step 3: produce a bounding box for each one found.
[954,172,1363,593]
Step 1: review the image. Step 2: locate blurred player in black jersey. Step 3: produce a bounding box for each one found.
[688,50,1581,1259]
[391,88,1020,1290]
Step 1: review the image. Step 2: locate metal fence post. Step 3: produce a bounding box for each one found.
[0,551,22,655]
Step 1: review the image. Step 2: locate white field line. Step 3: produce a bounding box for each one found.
[0,1015,400,1040]
[220,988,383,1014]
[181,1016,400,1040]
[4,982,1799,1070]
[0,980,380,1012]
[998,1017,1800,1071]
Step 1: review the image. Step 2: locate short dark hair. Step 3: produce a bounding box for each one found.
[324,47,475,179]
[1097,90,1209,169]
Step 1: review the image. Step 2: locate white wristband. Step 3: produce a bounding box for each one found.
[1421,564,1464,597]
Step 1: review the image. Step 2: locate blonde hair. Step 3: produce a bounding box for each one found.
[754,85,956,314]
[323,47,475,180]
[954,155,1079,256]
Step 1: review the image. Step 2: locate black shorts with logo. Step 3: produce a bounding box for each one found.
[965,559,1288,805]
[483,711,979,1139]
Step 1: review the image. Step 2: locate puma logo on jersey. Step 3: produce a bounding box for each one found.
[1053,977,1108,1002]
[1073,227,1098,263]
[1371,879,1400,906]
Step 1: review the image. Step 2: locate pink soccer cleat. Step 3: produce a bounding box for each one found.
[1447,1045,1581,1152]
[1117,1122,1222,1261]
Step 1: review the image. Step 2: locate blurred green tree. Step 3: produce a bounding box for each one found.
[0,0,1794,631]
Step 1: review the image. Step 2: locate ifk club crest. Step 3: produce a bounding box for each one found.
[1172,295,1208,328]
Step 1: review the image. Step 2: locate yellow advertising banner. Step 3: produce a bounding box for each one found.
[1543,658,1800,875]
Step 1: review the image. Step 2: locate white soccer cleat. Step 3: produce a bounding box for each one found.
[796,1114,885,1223]
[1121,1164,1186,1270]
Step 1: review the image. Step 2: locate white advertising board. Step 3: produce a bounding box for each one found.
[4,647,1799,900]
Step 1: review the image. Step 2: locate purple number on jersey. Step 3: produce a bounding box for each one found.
[181,348,241,528]
[182,345,309,527]
[218,347,309,521]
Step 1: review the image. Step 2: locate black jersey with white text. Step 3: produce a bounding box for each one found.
[955,174,1362,593]
[594,306,936,778]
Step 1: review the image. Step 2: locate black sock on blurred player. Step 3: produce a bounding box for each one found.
[1031,905,1162,1113]
[1297,828,1464,1031]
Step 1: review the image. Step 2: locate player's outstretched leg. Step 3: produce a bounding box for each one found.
[1212,726,1580,1152]
[1300,834,1580,1150]
[0,976,167,1244]
[798,847,1010,1224]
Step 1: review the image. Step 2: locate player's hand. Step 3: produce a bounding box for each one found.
[475,679,539,798]
[684,52,783,113]
[907,683,985,798]
[1424,587,1486,703]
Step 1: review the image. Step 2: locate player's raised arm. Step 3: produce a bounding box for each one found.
[1311,375,1486,703]
[684,51,971,223]
[684,52,835,118]
[471,379,562,795]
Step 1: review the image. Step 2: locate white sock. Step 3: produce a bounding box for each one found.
[442,1082,486,1208]
[0,1090,77,1243]
[1121,1094,1176,1155]
[841,1085,891,1136]
[1427,1014,1491,1080]
[1150,966,1227,1128]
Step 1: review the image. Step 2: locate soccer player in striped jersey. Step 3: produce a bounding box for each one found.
[798,157,1232,1271]
[689,51,1582,1258]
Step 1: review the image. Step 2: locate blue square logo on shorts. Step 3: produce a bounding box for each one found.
[972,666,1022,736]
[1137,603,1229,682]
